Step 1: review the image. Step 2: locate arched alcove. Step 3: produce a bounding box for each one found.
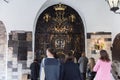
[112,33,120,61]
[35,4,85,61]
[112,33,120,80]
[0,21,7,80]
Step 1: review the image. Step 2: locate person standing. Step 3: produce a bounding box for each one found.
[93,50,111,80]
[40,48,60,80]
[87,57,96,80]
[78,52,88,80]
[61,54,82,80]
[30,59,40,80]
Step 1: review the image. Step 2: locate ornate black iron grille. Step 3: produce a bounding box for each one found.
[35,4,85,60]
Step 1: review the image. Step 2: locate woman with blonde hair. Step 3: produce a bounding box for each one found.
[87,57,96,80]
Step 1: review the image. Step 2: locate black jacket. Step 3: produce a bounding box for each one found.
[61,61,82,80]
[30,61,40,79]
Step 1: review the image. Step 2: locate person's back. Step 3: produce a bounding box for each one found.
[93,59,111,80]
[93,50,111,80]
[78,52,88,80]
[44,58,60,80]
[61,54,82,80]
[40,48,60,80]
[62,61,82,80]
[30,59,40,80]
[78,56,88,73]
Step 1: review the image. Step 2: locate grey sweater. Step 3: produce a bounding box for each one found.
[78,56,88,73]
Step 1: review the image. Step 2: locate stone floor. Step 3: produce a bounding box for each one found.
[22,75,28,80]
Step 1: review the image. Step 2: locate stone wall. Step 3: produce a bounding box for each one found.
[8,31,33,80]
[87,32,112,61]
[0,21,7,80]
[6,30,120,80]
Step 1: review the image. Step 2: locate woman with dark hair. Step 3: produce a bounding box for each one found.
[30,59,40,80]
[40,48,60,80]
[61,52,82,80]
[93,50,112,80]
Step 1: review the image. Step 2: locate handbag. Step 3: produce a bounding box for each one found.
[40,58,45,80]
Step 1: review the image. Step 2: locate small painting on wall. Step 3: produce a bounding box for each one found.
[91,38,105,54]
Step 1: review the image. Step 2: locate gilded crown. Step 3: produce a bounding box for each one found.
[54,3,66,11]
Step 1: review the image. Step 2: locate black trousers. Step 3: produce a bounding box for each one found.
[88,72,96,80]
[88,76,94,80]
[31,78,38,80]
[81,73,86,80]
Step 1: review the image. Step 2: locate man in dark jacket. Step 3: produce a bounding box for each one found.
[30,59,40,80]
